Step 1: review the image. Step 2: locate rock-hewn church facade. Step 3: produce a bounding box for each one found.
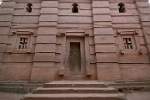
[0,0,150,82]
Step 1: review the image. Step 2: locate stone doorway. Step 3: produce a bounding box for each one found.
[69,42,81,74]
[65,37,86,80]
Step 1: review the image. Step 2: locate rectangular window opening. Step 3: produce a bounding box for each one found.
[123,37,134,49]
[18,37,28,49]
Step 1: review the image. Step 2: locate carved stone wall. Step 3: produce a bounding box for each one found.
[0,0,149,82]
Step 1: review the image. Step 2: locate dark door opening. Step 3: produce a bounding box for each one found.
[69,42,81,74]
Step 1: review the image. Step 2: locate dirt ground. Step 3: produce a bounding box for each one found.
[0,91,150,100]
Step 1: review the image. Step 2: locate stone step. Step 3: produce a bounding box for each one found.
[24,93,125,100]
[111,81,150,87]
[43,81,107,88]
[0,83,25,87]
[110,81,150,91]
[33,87,118,94]
[0,82,42,93]
[23,81,126,100]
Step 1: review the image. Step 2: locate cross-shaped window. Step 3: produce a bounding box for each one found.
[18,37,28,49]
[123,37,133,49]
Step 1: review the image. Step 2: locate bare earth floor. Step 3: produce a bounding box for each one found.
[0,91,150,100]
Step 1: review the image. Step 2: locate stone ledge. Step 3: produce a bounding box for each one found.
[109,80,150,92]
[0,81,42,93]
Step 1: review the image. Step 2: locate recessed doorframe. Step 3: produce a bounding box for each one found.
[69,42,81,74]
[65,37,86,80]
[58,31,93,80]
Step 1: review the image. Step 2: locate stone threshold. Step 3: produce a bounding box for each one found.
[0,80,150,93]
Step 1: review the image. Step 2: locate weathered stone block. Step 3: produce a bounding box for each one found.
[141,15,150,21]
[142,22,150,26]
[94,22,112,28]
[112,16,139,23]
[0,1,15,8]
[92,1,109,7]
[58,23,92,28]
[94,28,114,35]
[90,54,96,63]
[113,24,141,28]
[0,63,31,81]
[59,3,72,9]
[38,27,57,34]
[33,62,55,67]
[31,66,57,82]
[0,22,10,26]
[12,24,38,28]
[93,8,110,14]
[59,16,92,23]
[0,15,12,21]
[36,36,56,43]
[93,15,111,22]
[0,53,3,61]
[0,8,13,14]
[96,53,118,62]
[39,22,57,27]
[89,46,95,54]
[33,53,55,61]
[143,27,150,35]
[35,44,56,53]
[136,2,149,7]
[41,8,58,14]
[119,54,150,63]
[13,16,39,24]
[97,63,121,81]
[4,54,32,62]
[14,9,40,15]
[95,36,115,44]
[0,44,6,52]
[41,1,58,7]
[111,9,138,16]
[0,36,7,43]
[139,8,150,14]
[0,27,10,34]
[140,45,149,54]
[39,15,58,22]
[95,44,116,53]
[121,64,150,81]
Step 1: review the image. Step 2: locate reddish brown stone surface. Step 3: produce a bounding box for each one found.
[0,0,150,82]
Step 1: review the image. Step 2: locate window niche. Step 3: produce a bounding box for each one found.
[26,3,33,13]
[122,36,136,50]
[117,31,139,54]
[10,31,33,53]
[118,2,126,13]
[18,36,29,49]
[72,3,79,13]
